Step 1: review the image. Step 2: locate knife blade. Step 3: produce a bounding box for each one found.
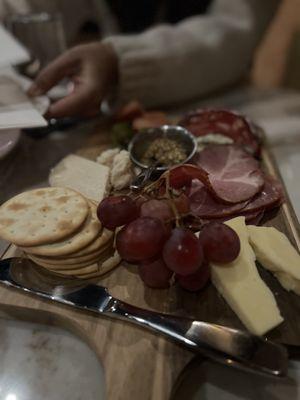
[0,257,289,377]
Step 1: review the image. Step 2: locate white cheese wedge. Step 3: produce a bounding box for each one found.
[211,217,283,336]
[248,225,300,295]
[49,154,110,202]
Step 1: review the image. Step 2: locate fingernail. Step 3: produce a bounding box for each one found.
[27,83,42,96]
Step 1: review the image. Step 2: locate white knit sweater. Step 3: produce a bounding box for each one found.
[104,0,280,107]
[1,0,280,107]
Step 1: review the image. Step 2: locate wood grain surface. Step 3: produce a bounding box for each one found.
[0,147,300,400]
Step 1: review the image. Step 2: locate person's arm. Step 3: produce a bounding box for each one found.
[104,0,280,107]
[0,0,30,21]
[29,0,280,117]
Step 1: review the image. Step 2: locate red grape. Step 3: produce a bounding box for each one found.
[139,258,173,289]
[140,199,173,222]
[199,222,240,263]
[163,228,203,276]
[97,196,139,230]
[116,217,168,262]
[134,194,150,209]
[177,263,210,292]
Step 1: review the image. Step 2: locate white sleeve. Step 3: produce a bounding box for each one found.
[104,0,279,108]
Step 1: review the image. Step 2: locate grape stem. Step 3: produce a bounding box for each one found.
[165,173,181,228]
[169,272,176,287]
[131,171,186,228]
[142,178,161,194]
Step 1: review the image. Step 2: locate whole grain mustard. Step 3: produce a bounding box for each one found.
[142,138,187,167]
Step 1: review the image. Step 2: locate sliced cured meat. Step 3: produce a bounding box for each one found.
[115,100,144,122]
[132,111,170,130]
[165,164,208,190]
[186,176,281,225]
[183,210,262,228]
[183,208,263,229]
[187,179,247,218]
[270,177,285,202]
[243,211,264,225]
[194,145,264,203]
[180,109,260,155]
[241,177,283,213]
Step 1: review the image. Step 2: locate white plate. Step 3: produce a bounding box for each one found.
[0,129,21,159]
[172,357,300,400]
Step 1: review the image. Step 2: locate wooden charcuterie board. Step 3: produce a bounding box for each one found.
[0,146,300,400]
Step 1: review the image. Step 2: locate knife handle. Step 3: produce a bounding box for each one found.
[104,297,287,376]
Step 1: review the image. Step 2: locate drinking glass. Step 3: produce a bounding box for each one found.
[6,13,66,69]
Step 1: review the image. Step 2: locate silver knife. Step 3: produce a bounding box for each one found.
[0,257,288,377]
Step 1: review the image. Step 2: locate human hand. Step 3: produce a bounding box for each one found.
[28,42,118,118]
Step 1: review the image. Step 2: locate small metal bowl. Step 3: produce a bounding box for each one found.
[128,125,197,172]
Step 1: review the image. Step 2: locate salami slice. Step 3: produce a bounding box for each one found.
[194,145,264,203]
[187,179,247,218]
[180,109,260,155]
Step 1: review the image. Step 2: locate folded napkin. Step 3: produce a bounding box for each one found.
[0,71,47,130]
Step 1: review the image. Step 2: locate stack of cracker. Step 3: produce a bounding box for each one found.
[0,187,120,279]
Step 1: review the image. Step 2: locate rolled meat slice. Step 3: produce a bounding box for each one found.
[194,145,264,203]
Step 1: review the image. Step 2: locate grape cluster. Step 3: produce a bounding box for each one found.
[97,195,240,291]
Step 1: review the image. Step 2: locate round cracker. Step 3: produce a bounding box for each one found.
[52,251,121,279]
[54,228,114,258]
[0,187,89,246]
[79,251,121,279]
[29,240,113,266]
[27,250,107,270]
[55,263,100,276]
[27,227,113,260]
[22,201,102,257]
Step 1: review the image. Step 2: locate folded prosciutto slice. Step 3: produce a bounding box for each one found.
[194,145,264,203]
